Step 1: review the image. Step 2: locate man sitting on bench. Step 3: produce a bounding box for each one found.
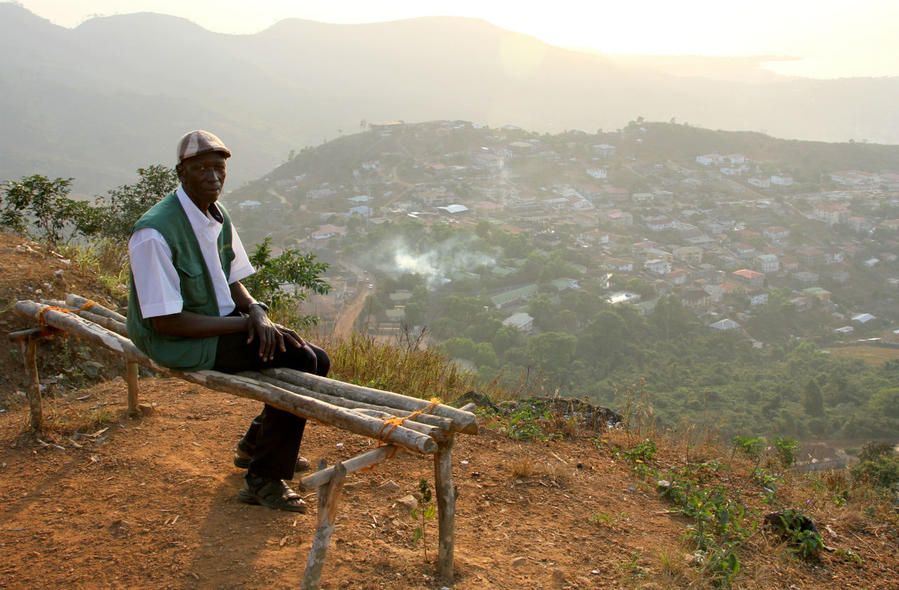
[127,130,328,513]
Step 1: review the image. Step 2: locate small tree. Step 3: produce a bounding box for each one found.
[241,237,331,327]
[851,442,899,492]
[92,165,178,241]
[801,378,824,417]
[1,175,78,244]
[868,387,899,420]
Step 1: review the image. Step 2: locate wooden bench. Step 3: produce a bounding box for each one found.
[11,294,478,589]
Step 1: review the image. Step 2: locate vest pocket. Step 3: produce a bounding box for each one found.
[174,260,210,309]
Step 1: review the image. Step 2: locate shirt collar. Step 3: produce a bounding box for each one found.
[176,185,223,226]
[176,186,223,240]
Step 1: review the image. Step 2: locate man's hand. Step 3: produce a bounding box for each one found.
[245,306,305,361]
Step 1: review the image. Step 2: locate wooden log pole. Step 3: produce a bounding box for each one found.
[15,300,136,358]
[126,360,140,416]
[299,445,396,491]
[65,294,127,323]
[9,327,53,342]
[302,460,347,590]
[12,301,437,454]
[434,436,456,586]
[249,372,455,432]
[24,337,43,431]
[262,368,479,434]
[37,298,70,308]
[79,309,128,337]
[197,373,437,454]
[9,327,58,431]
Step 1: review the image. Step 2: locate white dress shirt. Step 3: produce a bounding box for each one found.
[129,186,254,319]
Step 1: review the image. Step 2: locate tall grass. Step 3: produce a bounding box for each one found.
[57,239,131,299]
[320,331,478,403]
[619,377,657,441]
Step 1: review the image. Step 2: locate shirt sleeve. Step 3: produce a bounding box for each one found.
[228,224,255,284]
[128,228,184,318]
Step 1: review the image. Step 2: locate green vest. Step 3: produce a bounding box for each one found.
[126,191,236,371]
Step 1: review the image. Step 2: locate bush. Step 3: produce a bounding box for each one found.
[851,451,899,492]
[241,237,331,327]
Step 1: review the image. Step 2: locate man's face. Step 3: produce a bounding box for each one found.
[177,151,228,205]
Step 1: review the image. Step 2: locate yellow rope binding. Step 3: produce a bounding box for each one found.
[376,396,442,443]
[361,397,444,469]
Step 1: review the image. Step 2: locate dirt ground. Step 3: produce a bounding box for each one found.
[1,233,897,589]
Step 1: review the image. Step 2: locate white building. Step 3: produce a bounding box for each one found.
[756,254,780,273]
[770,175,794,186]
[502,312,534,334]
[645,259,672,275]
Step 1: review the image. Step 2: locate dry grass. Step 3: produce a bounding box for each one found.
[57,240,130,299]
[825,344,899,366]
[619,378,658,442]
[509,456,536,479]
[319,331,478,403]
[40,400,118,437]
[508,457,571,487]
[652,546,693,586]
[545,413,581,439]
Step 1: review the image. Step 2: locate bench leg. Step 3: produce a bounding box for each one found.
[434,436,456,586]
[24,338,43,432]
[126,360,140,417]
[302,460,347,590]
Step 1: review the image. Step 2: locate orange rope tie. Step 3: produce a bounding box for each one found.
[37,300,98,326]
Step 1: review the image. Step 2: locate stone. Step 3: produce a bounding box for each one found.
[378,480,400,493]
[83,361,104,378]
[396,494,417,511]
[108,519,130,538]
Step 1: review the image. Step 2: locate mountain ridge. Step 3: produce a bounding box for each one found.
[1,3,897,194]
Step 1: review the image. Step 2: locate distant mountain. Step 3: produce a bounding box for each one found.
[1,3,898,194]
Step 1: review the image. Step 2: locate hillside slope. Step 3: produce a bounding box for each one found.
[0,233,896,588]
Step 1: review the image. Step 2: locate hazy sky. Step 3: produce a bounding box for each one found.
[11,0,899,79]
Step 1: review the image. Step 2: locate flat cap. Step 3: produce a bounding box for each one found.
[176,130,231,163]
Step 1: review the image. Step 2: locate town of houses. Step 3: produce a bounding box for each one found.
[229,120,899,344]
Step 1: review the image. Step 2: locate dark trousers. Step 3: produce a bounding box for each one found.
[212,330,330,480]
